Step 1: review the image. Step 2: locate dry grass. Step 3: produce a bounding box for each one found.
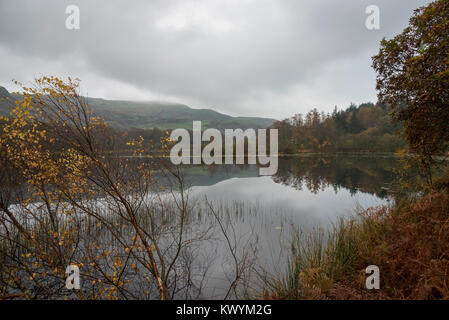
[260,190,449,300]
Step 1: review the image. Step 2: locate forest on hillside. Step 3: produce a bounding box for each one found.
[273,102,406,154]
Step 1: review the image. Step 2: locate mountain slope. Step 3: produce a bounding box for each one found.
[0,87,275,130]
[0,86,13,116]
[87,97,275,130]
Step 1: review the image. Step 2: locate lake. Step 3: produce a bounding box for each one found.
[1,153,406,299]
[174,154,400,298]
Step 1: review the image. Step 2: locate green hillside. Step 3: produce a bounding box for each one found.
[86,97,275,130]
[0,87,275,130]
[0,86,12,117]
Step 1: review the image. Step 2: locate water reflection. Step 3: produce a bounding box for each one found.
[184,155,400,197]
[273,155,400,198]
[176,155,401,298]
[182,155,400,218]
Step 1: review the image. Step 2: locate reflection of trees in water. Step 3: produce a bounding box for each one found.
[272,155,402,198]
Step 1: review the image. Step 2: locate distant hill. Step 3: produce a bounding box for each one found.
[0,86,275,130]
[86,97,275,130]
[0,86,13,117]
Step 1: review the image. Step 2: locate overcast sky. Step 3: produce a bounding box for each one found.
[0,0,430,119]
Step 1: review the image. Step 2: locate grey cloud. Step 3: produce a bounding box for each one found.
[0,0,430,118]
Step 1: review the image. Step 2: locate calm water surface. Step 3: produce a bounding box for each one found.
[175,154,400,298]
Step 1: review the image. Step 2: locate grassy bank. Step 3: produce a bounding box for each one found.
[260,189,449,300]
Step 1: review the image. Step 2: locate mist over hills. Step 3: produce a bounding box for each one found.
[0,86,275,130]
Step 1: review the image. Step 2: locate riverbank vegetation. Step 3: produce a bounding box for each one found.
[259,190,449,299]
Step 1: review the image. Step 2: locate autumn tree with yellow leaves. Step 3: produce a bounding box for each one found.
[0,77,214,300]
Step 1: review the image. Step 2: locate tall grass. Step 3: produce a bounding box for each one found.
[259,206,390,299]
